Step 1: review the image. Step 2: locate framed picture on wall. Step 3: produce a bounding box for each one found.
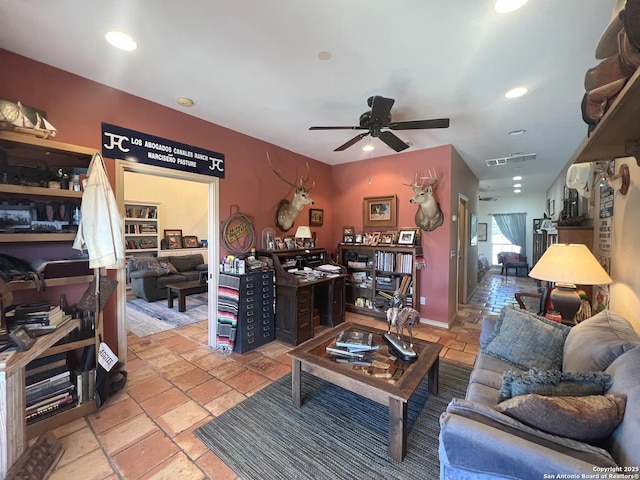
[363,195,397,227]
[309,208,324,226]
[478,223,488,242]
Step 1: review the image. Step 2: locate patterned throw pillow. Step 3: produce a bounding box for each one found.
[157,259,178,275]
[496,394,627,442]
[483,306,570,371]
[500,369,613,401]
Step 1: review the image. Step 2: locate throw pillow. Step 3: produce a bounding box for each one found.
[496,393,627,442]
[482,306,570,371]
[129,257,165,276]
[563,310,640,372]
[500,369,613,401]
[157,259,178,275]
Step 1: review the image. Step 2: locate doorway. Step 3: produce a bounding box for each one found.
[456,194,470,310]
[115,161,219,364]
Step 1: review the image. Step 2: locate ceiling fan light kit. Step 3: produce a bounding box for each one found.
[309,95,450,153]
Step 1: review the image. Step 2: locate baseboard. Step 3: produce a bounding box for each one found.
[418,317,450,330]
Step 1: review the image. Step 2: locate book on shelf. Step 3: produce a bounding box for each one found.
[336,329,374,350]
[26,352,67,374]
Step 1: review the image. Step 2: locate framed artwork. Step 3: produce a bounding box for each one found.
[370,231,381,245]
[363,195,397,227]
[343,225,355,235]
[183,235,199,248]
[343,234,354,244]
[309,208,324,226]
[397,229,416,245]
[284,236,295,249]
[166,234,183,249]
[0,205,32,230]
[379,231,395,245]
[478,223,488,242]
[470,213,478,247]
[354,233,363,244]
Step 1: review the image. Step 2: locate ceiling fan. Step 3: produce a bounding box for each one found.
[309,95,450,152]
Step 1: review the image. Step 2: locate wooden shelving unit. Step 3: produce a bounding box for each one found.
[0,131,100,477]
[338,244,424,320]
[124,201,160,257]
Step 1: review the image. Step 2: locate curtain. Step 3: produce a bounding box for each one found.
[494,213,527,258]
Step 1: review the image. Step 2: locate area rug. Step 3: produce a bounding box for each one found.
[195,360,471,480]
[126,293,208,337]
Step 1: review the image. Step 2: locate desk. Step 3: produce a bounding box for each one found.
[263,248,346,346]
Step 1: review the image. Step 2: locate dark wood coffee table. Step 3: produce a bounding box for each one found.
[166,280,207,312]
[288,322,442,462]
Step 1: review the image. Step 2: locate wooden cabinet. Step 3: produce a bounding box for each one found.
[0,132,100,477]
[218,271,275,354]
[265,248,346,346]
[124,201,160,257]
[337,244,424,320]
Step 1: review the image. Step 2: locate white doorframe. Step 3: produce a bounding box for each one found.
[114,161,219,364]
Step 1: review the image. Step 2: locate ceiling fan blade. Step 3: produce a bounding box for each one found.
[379,131,409,152]
[309,126,367,130]
[334,133,368,151]
[369,96,395,124]
[388,118,450,130]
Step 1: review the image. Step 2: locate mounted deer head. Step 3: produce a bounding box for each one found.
[404,170,444,232]
[268,153,315,232]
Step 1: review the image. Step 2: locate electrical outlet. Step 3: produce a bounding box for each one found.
[420,296,426,305]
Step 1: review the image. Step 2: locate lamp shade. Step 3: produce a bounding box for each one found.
[295,225,312,239]
[529,243,612,285]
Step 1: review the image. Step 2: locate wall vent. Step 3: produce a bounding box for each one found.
[485,153,536,166]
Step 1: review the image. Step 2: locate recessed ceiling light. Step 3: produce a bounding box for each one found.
[495,0,528,14]
[505,87,528,99]
[513,189,522,193]
[177,97,194,107]
[513,183,522,188]
[508,129,526,135]
[105,31,137,51]
[513,175,523,181]
[318,51,332,60]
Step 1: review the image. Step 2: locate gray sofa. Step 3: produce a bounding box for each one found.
[127,254,207,302]
[439,307,640,479]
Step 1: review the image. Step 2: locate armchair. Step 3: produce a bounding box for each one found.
[497,251,529,277]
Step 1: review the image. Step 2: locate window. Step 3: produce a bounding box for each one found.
[490,218,520,264]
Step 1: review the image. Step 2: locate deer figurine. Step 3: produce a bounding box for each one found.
[268,153,315,232]
[404,170,444,232]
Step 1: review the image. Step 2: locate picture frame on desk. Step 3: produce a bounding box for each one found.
[397,229,416,245]
[363,195,397,227]
[379,231,396,245]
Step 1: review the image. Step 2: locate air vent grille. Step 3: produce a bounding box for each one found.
[486,153,536,167]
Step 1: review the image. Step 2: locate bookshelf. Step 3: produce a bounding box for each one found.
[0,132,101,477]
[124,201,160,257]
[338,244,424,320]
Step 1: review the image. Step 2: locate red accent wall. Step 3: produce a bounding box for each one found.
[1,49,456,350]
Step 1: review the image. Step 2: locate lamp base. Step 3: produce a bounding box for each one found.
[549,285,581,323]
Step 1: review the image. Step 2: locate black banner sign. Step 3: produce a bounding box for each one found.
[101,123,225,178]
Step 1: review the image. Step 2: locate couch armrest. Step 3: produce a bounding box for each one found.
[439,399,617,474]
[196,264,208,271]
[129,270,161,279]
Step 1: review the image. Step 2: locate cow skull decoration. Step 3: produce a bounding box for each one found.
[404,170,444,232]
[268,153,315,232]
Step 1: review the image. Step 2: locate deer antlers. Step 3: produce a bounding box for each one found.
[403,169,438,191]
[267,152,314,191]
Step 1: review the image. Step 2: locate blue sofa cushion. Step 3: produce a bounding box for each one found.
[496,393,627,442]
[563,311,640,373]
[444,398,618,467]
[482,306,570,371]
[500,369,613,401]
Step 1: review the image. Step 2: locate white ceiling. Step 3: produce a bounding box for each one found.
[0,0,615,197]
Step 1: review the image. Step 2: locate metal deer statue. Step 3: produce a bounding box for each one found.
[268,153,315,232]
[404,170,444,232]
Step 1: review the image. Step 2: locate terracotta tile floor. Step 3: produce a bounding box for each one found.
[44,269,538,479]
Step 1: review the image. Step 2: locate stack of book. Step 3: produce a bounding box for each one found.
[25,353,77,425]
[326,329,379,366]
[6,301,71,335]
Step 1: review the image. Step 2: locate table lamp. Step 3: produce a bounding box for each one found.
[295,225,312,246]
[528,243,612,321]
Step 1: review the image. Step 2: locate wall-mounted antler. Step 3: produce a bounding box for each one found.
[404,169,444,232]
[267,152,315,232]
